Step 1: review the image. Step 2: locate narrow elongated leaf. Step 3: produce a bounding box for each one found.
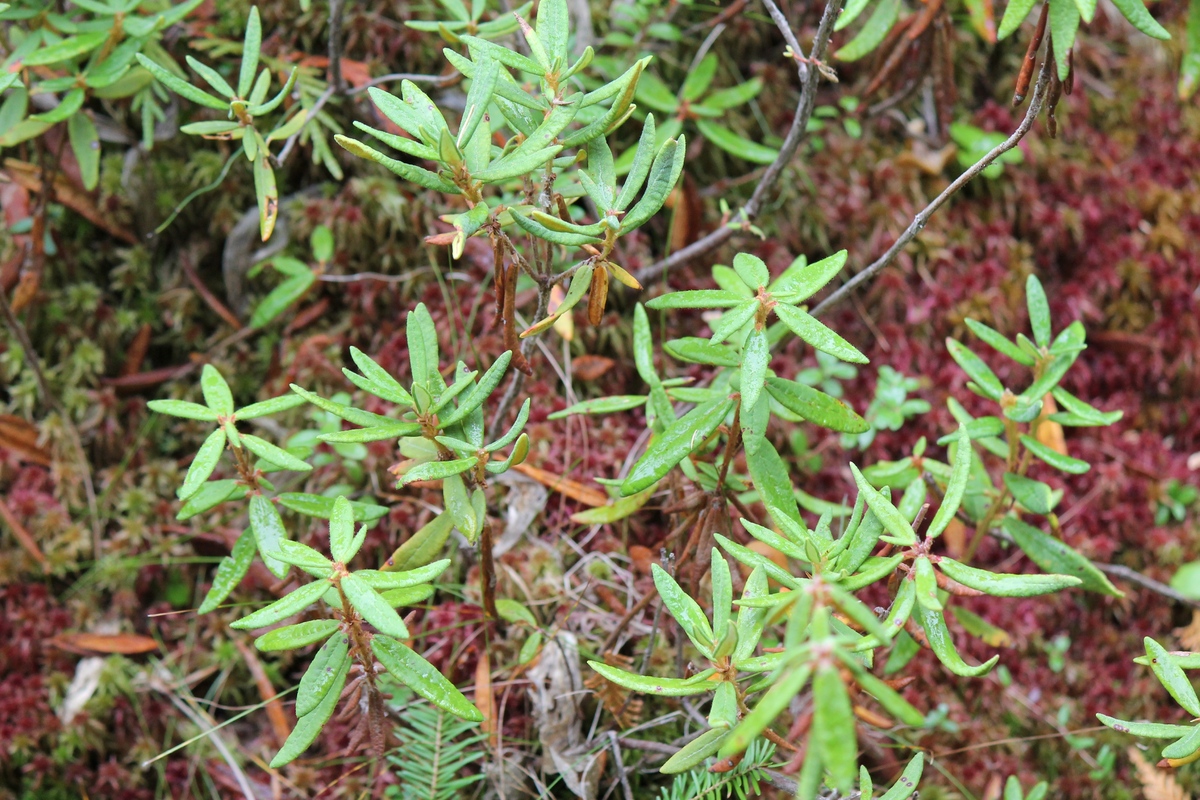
[176,479,239,520]
[878,753,925,800]
[67,112,100,191]
[328,496,356,563]
[1020,435,1090,474]
[1004,473,1061,515]
[238,6,261,97]
[652,563,715,653]
[231,579,330,630]
[938,557,1081,596]
[927,427,971,539]
[620,136,686,232]
[746,437,802,524]
[812,663,856,792]
[201,364,234,415]
[1162,725,1200,760]
[665,337,740,367]
[1002,517,1122,595]
[148,399,219,421]
[708,301,758,345]
[913,557,943,611]
[240,433,313,472]
[290,385,393,427]
[570,486,655,524]
[620,396,733,495]
[646,290,745,309]
[237,394,307,419]
[850,465,917,545]
[248,494,290,578]
[917,605,999,677]
[372,635,484,719]
[135,53,229,109]
[998,0,1039,38]
[586,661,717,696]
[27,31,109,65]
[277,493,388,523]
[342,573,409,638]
[273,540,334,577]
[695,120,777,164]
[297,633,350,717]
[765,377,869,433]
[722,663,812,756]
[946,339,1004,400]
[548,395,646,419]
[389,511,455,571]
[1047,0,1080,80]
[661,727,730,773]
[615,115,657,210]
[1096,713,1194,738]
[255,619,340,652]
[739,329,769,414]
[198,529,257,613]
[269,655,350,767]
[354,560,450,590]
[775,303,867,364]
[772,250,847,300]
[836,0,900,61]
[178,428,226,500]
[335,135,461,193]
[1110,0,1171,39]
[1146,637,1200,716]
[965,318,1035,365]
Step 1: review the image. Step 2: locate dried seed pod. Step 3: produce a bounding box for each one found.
[1046,53,1063,139]
[503,262,533,375]
[1013,1,1049,106]
[587,265,609,326]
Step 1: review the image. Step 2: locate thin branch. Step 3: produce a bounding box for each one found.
[348,71,456,95]
[276,84,336,165]
[328,0,346,95]
[633,0,845,284]
[810,57,1054,319]
[1093,563,1200,610]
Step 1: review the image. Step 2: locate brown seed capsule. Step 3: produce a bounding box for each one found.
[587,265,609,326]
[503,262,532,375]
[1046,58,1063,139]
[1013,2,1049,106]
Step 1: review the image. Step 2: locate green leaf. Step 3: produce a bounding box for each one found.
[586,661,717,696]
[388,511,455,571]
[354,560,449,590]
[938,557,1081,596]
[239,433,312,472]
[1001,517,1122,596]
[661,728,729,773]
[328,496,357,563]
[135,53,228,110]
[774,304,867,364]
[198,529,257,613]
[878,753,925,800]
[717,534,803,589]
[570,487,656,524]
[913,556,943,611]
[646,290,746,310]
[946,338,1004,400]
[739,329,770,414]
[998,0,1039,38]
[700,78,763,112]
[772,250,847,300]
[695,119,777,164]
[255,619,340,652]
[372,635,484,720]
[836,0,900,61]
[812,663,856,792]
[681,52,718,101]
[250,270,315,328]
[917,605,999,677]
[342,573,409,638]
[765,377,869,433]
[664,337,741,368]
[1051,387,1123,426]
[67,112,100,191]
[25,31,108,66]
[1003,473,1061,515]
[620,396,733,495]
[721,664,811,756]
[1147,637,1200,716]
[237,394,307,419]
[746,437,802,524]
[620,135,686,232]
[548,395,647,419]
[178,428,226,501]
[850,464,917,545]
[732,252,769,288]
[836,650,926,726]
[289,385,393,428]
[1096,713,1195,739]
[200,364,234,415]
[231,579,329,630]
[965,318,1035,366]
[296,633,350,717]
[708,301,759,345]
[615,115,657,211]
[248,494,290,578]
[1047,0,1079,81]
[238,6,262,97]
[335,135,461,194]
[276,493,388,523]
[176,479,238,520]
[652,563,715,654]
[1162,725,1200,760]
[1019,435,1090,474]
[1110,0,1171,39]
[271,657,350,767]
[509,208,602,246]
[185,55,235,99]
[272,540,334,577]
[927,427,971,539]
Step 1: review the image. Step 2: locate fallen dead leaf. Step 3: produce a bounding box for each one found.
[51,632,160,655]
[1036,394,1067,455]
[0,413,51,466]
[0,495,47,568]
[571,354,615,381]
[511,462,608,507]
[1129,746,1190,800]
[2,159,137,244]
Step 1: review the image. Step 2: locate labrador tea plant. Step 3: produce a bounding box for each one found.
[123,0,1180,793]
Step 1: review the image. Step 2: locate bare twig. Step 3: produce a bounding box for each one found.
[607,732,635,800]
[1094,563,1200,610]
[634,0,845,285]
[276,84,335,165]
[810,58,1054,319]
[328,0,346,94]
